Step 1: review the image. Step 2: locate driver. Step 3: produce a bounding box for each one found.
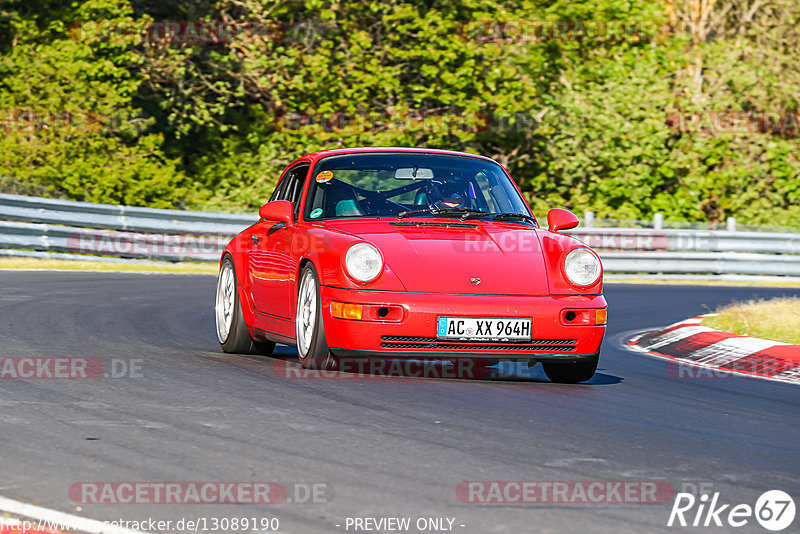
[433,181,470,209]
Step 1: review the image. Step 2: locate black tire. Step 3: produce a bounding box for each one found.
[215,256,276,355]
[542,354,599,384]
[295,263,332,369]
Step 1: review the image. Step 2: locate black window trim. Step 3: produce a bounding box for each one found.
[302,152,535,222]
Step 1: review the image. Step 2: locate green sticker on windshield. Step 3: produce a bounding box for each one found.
[309,208,323,219]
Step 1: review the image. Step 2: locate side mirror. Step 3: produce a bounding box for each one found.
[547,208,579,233]
[259,200,294,225]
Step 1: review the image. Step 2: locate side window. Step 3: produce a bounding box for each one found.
[280,174,298,203]
[287,164,309,211]
[270,174,288,202]
[269,163,309,199]
[270,163,309,219]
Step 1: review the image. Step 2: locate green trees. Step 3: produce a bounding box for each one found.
[511,0,800,225]
[1,0,797,223]
[0,0,188,207]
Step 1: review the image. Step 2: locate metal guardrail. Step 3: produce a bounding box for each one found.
[566,228,800,255]
[0,194,798,278]
[583,210,800,234]
[0,220,230,262]
[0,194,253,262]
[0,193,253,235]
[600,252,800,277]
[566,227,800,277]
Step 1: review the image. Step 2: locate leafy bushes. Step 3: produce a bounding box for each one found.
[1,0,797,223]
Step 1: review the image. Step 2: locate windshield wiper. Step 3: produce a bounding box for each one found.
[397,207,486,219]
[462,212,537,224]
[491,213,537,223]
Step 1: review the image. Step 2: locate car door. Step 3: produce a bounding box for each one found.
[248,163,309,319]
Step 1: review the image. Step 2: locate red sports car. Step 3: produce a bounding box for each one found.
[215,147,606,383]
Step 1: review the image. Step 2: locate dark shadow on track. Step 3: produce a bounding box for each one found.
[253,351,624,385]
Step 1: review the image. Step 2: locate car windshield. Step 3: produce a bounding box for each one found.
[303,153,533,223]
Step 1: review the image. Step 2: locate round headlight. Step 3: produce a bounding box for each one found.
[564,248,601,286]
[345,243,383,282]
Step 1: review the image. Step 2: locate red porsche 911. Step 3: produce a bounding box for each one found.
[215,147,606,383]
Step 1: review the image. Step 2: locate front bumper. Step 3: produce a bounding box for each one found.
[320,286,606,361]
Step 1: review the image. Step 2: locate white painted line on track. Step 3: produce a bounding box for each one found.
[0,495,147,534]
[0,268,214,276]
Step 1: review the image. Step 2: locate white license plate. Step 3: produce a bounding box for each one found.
[437,317,532,341]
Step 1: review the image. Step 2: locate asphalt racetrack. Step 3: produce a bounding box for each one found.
[1,271,799,533]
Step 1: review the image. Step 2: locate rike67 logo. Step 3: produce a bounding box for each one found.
[668,490,795,531]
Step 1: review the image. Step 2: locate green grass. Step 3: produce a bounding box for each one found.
[0,257,217,274]
[704,297,800,345]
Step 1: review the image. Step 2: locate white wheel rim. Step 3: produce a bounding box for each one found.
[215,262,236,343]
[296,270,317,357]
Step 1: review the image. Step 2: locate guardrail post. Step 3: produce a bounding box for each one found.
[584,211,594,228]
[727,217,737,232]
[653,213,663,230]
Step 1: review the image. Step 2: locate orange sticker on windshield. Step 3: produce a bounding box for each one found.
[316,170,333,183]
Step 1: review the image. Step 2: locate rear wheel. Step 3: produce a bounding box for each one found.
[542,354,599,384]
[296,264,332,369]
[215,257,276,355]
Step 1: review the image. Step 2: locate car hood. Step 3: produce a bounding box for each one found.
[320,219,551,295]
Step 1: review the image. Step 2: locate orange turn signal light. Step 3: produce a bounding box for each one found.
[331,301,363,320]
[595,309,607,325]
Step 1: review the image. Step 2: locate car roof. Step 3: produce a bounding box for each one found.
[295,147,501,166]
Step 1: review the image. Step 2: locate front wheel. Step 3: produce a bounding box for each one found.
[542,354,599,384]
[296,264,332,369]
[215,256,275,355]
